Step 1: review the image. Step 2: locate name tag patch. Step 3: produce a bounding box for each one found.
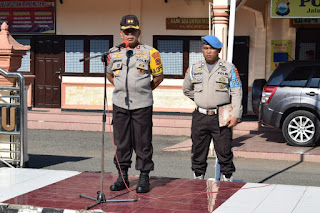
[217,71,228,76]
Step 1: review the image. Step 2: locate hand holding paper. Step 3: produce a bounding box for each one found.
[227,117,239,128]
[218,103,240,128]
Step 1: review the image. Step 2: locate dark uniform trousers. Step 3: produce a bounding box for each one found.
[191,109,235,175]
[112,104,154,171]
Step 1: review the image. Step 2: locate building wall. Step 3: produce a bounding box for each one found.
[58,0,211,112]
[234,4,268,113]
[265,0,296,80]
[54,0,297,114]
[233,0,296,113]
[56,0,211,43]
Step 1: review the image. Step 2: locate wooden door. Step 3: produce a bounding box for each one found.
[34,37,64,108]
[233,36,249,114]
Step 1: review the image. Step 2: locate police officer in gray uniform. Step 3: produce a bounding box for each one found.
[183,35,242,181]
[106,15,164,193]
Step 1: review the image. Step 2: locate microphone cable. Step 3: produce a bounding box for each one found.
[104,99,276,200]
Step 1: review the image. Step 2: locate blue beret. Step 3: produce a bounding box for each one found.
[201,35,223,49]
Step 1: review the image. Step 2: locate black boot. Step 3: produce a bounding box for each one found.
[136,171,150,193]
[110,167,129,191]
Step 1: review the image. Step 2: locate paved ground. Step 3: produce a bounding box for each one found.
[1,168,320,213]
[0,108,320,212]
[27,108,320,163]
[22,129,320,186]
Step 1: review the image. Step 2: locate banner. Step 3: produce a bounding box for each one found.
[0,0,55,34]
[271,40,292,71]
[271,0,320,18]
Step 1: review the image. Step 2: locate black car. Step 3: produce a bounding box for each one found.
[252,61,320,147]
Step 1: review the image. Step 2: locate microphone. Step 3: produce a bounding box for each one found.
[100,41,130,62]
[80,41,130,62]
[116,40,129,49]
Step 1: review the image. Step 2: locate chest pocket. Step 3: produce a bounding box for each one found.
[216,76,229,92]
[111,61,123,76]
[136,59,149,75]
[191,71,203,92]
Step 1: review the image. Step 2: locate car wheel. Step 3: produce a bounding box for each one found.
[282,110,320,147]
[252,79,266,115]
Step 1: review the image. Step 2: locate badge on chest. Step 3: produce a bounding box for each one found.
[191,66,203,83]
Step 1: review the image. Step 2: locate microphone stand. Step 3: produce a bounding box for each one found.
[79,49,137,210]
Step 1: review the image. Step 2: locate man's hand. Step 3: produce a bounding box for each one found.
[107,73,114,86]
[227,117,239,128]
[151,74,164,90]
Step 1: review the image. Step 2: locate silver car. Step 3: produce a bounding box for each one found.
[252,61,320,147]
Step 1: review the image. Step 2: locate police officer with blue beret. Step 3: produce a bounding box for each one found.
[106,15,164,193]
[183,35,243,181]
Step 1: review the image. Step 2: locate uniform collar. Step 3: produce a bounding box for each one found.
[132,42,143,56]
[203,59,219,74]
[208,59,224,77]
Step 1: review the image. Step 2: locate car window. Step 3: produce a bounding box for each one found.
[309,68,320,88]
[280,66,313,87]
[267,63,291,86]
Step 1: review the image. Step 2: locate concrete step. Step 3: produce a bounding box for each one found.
[28,110,261,136]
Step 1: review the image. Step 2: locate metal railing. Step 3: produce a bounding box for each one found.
[0,67,25,168]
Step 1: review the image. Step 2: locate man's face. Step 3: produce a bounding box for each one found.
[120,28,140,47]
[202,44,220,64]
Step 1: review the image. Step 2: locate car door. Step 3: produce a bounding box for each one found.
[274,66,313,113]
[300,66,320,113]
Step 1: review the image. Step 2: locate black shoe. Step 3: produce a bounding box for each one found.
[136,171,150,193]
[110,170,129,191]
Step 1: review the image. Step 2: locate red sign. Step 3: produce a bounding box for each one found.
[0,0,55,34]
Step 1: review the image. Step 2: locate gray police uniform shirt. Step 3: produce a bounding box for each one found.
[107,44,163,110]
[183,59,243,118]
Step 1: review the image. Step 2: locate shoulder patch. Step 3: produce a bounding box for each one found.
[230,65,242,88]
[150,48,163,76]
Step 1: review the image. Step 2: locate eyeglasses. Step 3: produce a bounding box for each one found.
[122,28,139,35]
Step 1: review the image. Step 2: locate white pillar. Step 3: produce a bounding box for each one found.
[227,0,236,63]
[212,0,229,60]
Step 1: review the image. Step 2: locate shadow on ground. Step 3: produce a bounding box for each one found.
[28,154,91,168]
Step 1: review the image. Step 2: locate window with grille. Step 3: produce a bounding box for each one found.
[154,36,203,79]
[189,40,204,67]
[89,40,109,73]
[299,43,316,60]
[64,36,113,76]
[157,40,183,76]
[65,40,84,73]
[16,39,31,72]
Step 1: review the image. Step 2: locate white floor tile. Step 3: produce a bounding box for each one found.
[213,183,277,213]
[0,168,80,202]
[253,184,307,213]
[292,186,320,213]
[213,183,320,213]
